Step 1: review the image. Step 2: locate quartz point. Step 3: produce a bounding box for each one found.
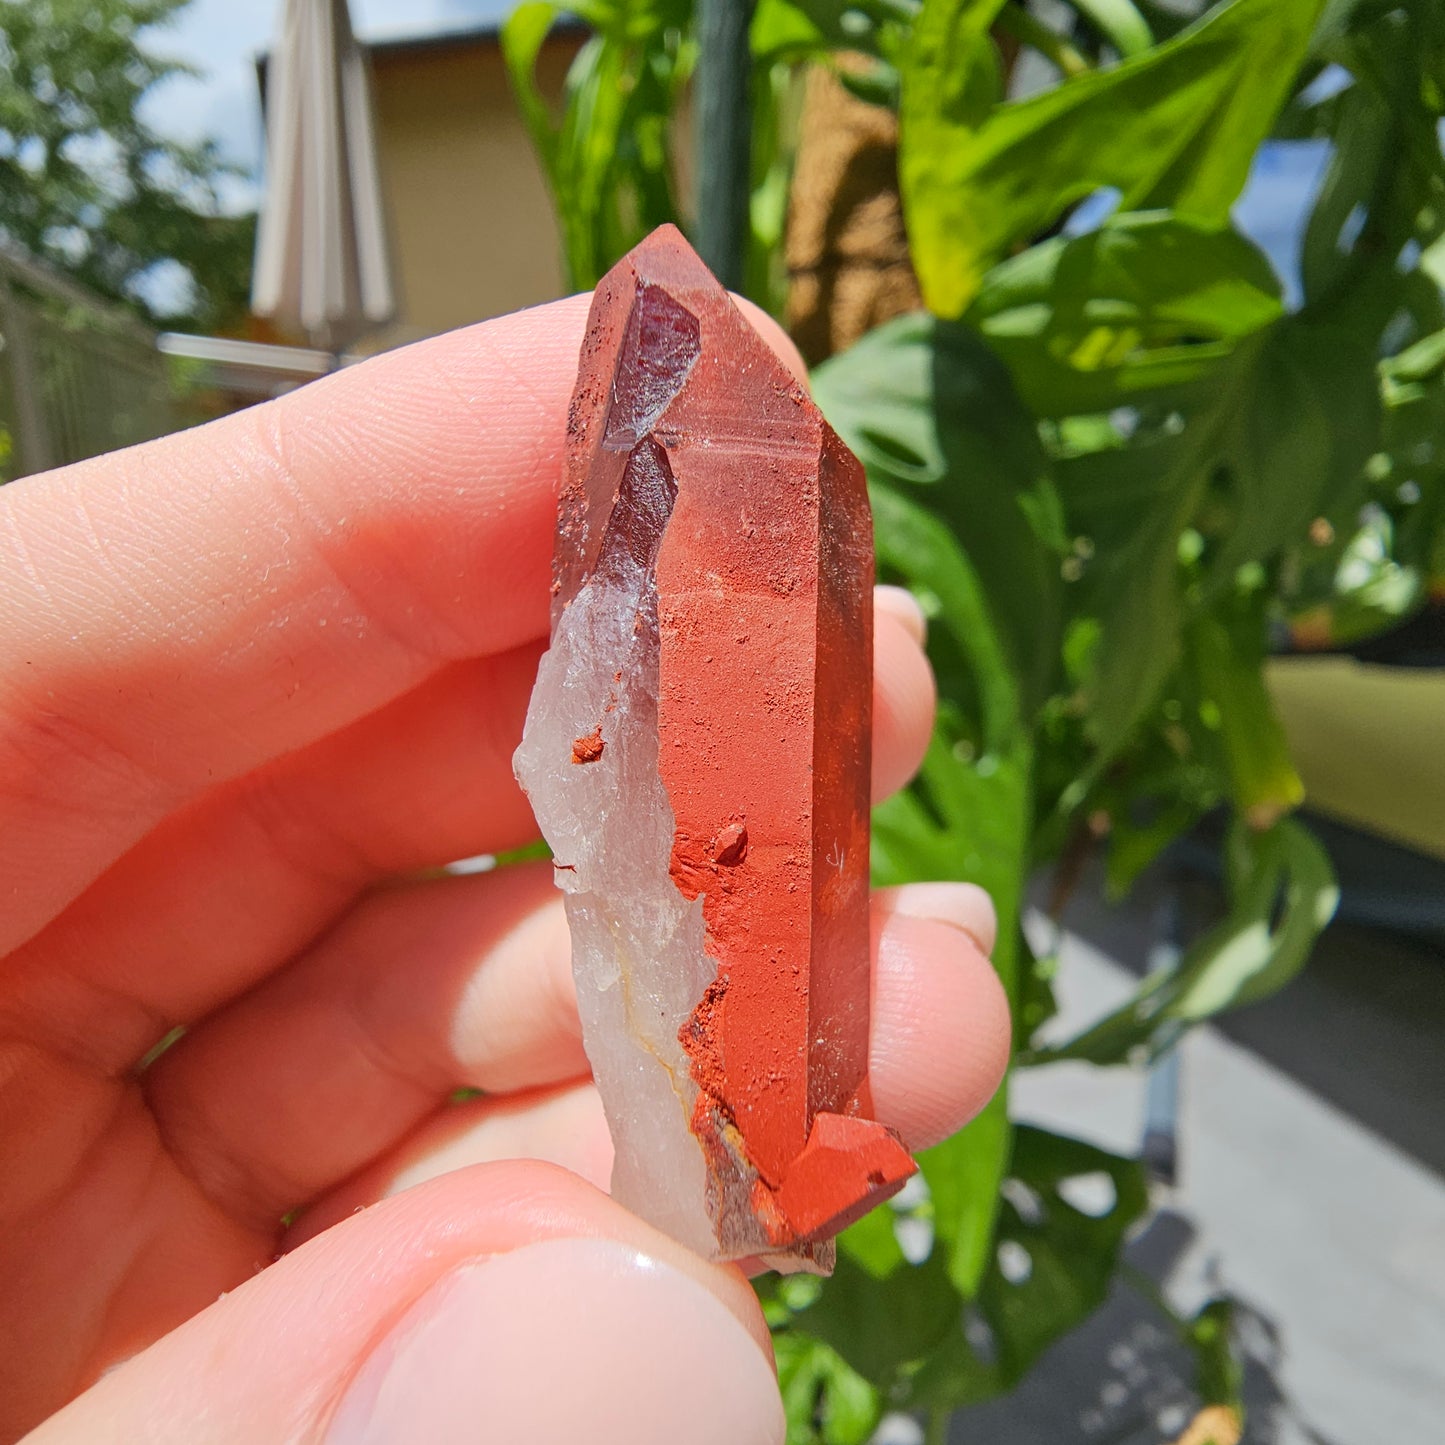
[514,225,916,1272]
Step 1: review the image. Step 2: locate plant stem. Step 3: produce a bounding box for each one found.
[695,0,755,290]
[925,1408,952,1445]
[998,4,1090,79]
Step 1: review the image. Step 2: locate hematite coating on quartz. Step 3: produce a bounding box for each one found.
[515,225,915,1272]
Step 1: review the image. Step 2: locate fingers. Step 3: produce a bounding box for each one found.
[872,592,935,802]
[0,287,829,959]
[286,1081,615,1249]
[27,1162,783,1445]
[143,862,582,1226]
[143,866,1006,1230]
[272,888,1008,1246]
[4,647,547,1075]
[9,592,932,1070]
[0,296,593,955]
[869,883,1009,1146]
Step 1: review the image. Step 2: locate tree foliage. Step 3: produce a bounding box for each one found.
[0,0,254,330]
[508,0,1445,1437]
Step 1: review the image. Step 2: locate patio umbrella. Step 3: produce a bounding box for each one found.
[251,0,394,351]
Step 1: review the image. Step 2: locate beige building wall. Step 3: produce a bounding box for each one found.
[367,32,580,346]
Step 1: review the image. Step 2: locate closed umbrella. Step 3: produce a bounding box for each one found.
[251,0,394,351]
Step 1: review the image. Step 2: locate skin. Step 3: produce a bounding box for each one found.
[0,295,1010,1444]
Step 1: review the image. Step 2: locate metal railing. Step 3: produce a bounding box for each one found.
[0,246,179,481]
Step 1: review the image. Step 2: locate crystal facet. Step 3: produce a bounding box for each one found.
[514,225,915,1271]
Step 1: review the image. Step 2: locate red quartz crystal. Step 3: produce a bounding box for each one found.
[557,226,915,1258]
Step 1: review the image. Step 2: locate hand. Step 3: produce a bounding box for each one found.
[0,297,1009,1445]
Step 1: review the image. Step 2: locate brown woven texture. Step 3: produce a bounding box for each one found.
[784,64,922,366]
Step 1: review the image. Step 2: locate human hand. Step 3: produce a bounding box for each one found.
[0,296,1010,1444]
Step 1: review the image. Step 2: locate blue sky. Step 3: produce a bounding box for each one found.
[140,0,512,196]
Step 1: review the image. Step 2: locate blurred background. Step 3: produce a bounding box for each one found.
[1,3,1442,1444]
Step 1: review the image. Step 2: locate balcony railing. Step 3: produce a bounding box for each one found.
[0,246,179,482]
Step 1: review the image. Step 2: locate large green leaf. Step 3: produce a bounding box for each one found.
[901,0,1325,315]
[501,3,561,173]
[919,1086,1012,1298]
[1301,5,1445,309]
[1079,414,1215,760]
[911,1127,1150,1406]
[776,1127,1147,1413]
[1066,308,1381,761]
[751,0,915,61]
[804,1249,967,1386]
[1204,316,1383,592]
[772,1332,882,1445]
[969,212,1284,417]
[814,313,1063,714]
[1026,817,1339,1065]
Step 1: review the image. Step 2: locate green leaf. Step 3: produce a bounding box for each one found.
[501,3,563,175]
[1188,1298,1244,1410]
[1299,68,1392,303]
[773,1333,883,1445]
[779,1126,1147,1413]
[869,711,1028,1297]
[751,0,829,60]
[859,527,1029,1301]
[1386,326,1445,387]
[814,314,1063,714]
[919,1084,1011,1297]
[1082,424,1213,759]
[1049,425,1188,550]
[1183,597,1305,829]
[1063,307,1380,763]
[901,0,1325,315]
[822,328,1047,1310]
[804,1249,966,1385]
[1068,0,1153,57]
[1026,816,1339,1065]
[984,1127,1150,1378]
[504,1,692,290]
[912,1127,1150,1406]
[1204,316,1383,591]
[1301,6,1445,308]
[752,0,913,62]
[970,212,1284,416]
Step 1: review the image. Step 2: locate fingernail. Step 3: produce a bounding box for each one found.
[875,585,928,646]
[324,1238,785,1445]
[884,881,997,956]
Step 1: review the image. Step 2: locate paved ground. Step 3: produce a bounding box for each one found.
[935,869,1445,1445]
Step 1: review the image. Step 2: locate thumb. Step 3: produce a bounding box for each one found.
[26,1162,784,1445]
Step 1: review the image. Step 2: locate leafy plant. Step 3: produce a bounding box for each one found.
[0,0,255,331]
[508,0,1445,1437]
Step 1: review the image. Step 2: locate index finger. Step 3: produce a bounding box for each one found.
[0,295,593,954]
